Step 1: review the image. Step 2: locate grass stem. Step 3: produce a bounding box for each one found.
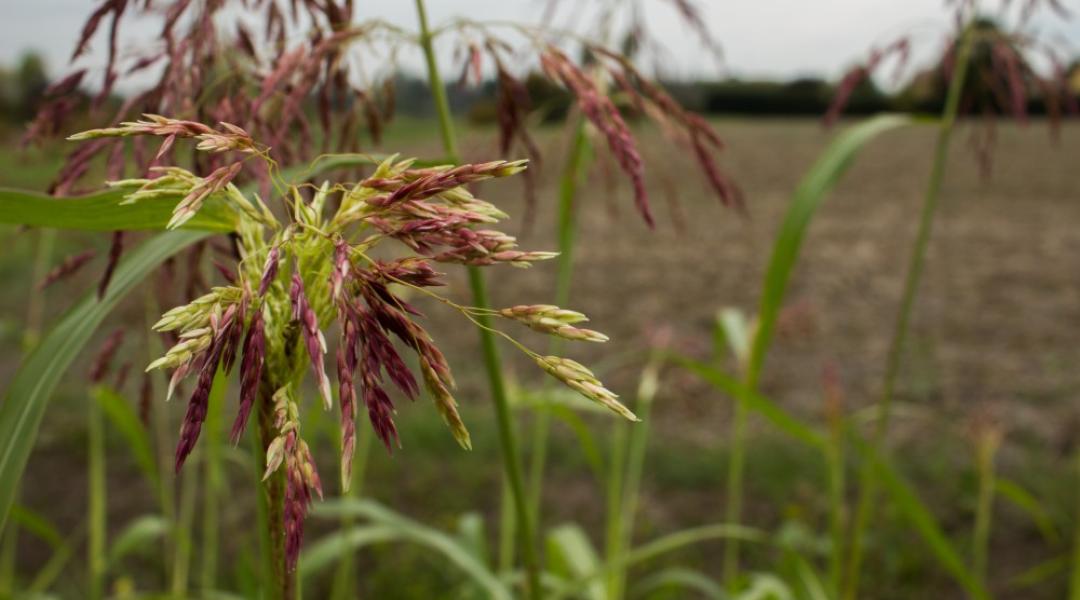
[842,21,977,600]
[200,368,227,592]
[413,1,541,597]
[527,117,590,531]
[1069,450,1080,600]
[607,348,662,600]
[972,430,998,588]
[88,386,106,600]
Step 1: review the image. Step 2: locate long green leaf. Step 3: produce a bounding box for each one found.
[0,230,210,531]
[93,387,160,496]
[546,524,605,600]
[8,505,62,550]
[994,478,1060,544]
[669,354,825,449]
[0,187,234,232]
[632,567,726,600]
[856,436,989,600]
[550,523,766,600]
[0,151,402,233]
[746,114,912,384]
[305,499,512,600]
[107,514,168,570]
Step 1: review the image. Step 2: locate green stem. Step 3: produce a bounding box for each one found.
[413,1,540,597]
[257,380,292,600]
[972,435,997,588]
[467,268,542,600]
[826,414,846,598]
[143,291,178,590]
[200,368,227,592]
[842,21,976,600]
[723,379,749,586]
[0,509,14,595]
[1070,450,1080,600]
[330,418,374,599]
[88,386,107,600]
[497,475,516,573]
[605,415,630,599]
[172,453,197,598]
[607,348,662,600]
[526,118,590,529]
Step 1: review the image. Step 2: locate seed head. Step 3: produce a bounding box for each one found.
[421,359,471,450]
[498,305,609,342]
[535,355,637,421]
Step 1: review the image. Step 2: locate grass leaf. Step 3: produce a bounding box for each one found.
[107,514,168,571]
[546,524,605,600]
[0,187,235,232]
[857,436,990,600]
[746,114,912,384]
[93,386,160,496]
[632,567,726,599]
[0,230,210,531]
[668,353,825,449]
[304,499,512,600]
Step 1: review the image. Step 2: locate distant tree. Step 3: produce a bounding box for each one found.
[15,52,48,120]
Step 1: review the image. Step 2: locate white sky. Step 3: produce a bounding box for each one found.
[2,0,1078,88]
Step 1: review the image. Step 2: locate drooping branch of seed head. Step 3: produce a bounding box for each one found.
[824,0,1076,175]
[70,116,635,570]
[39,1,742,234]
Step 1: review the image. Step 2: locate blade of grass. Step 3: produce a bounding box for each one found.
[0,187,235,232]
[993,478,1059,545]
[329,418,374,600]
[549,523,767,600]
[852,433,989,600]
[724,112,912,584]
[304,499,513,600]
[1070,450,1080,600]
[94,386,161,497]
[26,525,86,595]
[0,229,210,532]
[633,567,726,600]
[201,367,229,592]
[668,354,825,449]
[606,346,663,600]
[547,524,605,600]
[107,514,168,571]
[22,229,55,350]
[972,429,1000,589]
[88,384,107,600]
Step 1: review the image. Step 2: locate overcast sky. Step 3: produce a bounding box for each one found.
[2,0,1078,88]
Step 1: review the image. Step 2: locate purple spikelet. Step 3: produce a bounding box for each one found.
[230,307,265,444]
[175,305,235,472]
[88,328,125,383]
[98,231,125,299]
[291,271,332,409]
[336,317,359,488]
[259,246,280,297]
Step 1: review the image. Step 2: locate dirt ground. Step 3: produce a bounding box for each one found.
[418,118,1080,446]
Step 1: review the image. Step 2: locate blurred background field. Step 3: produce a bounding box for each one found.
[1,112,1077,598]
